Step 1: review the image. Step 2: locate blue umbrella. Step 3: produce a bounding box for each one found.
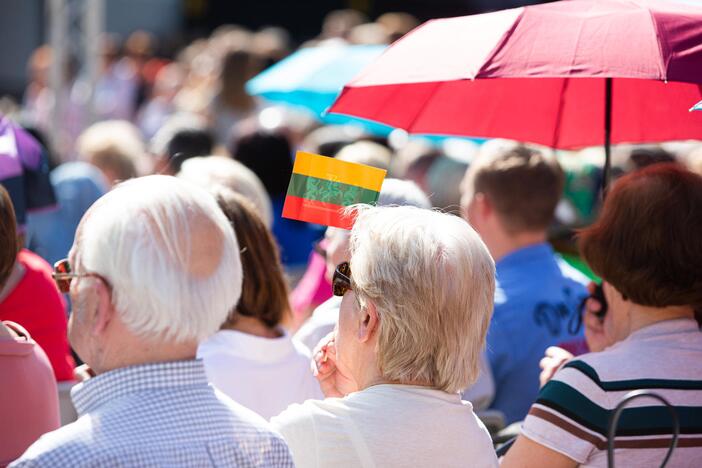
[246,44,394,136]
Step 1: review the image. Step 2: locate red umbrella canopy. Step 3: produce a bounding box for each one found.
[329,0,702,149]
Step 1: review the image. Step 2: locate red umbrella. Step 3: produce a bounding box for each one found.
[329,0,702,186]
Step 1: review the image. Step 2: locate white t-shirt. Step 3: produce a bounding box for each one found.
[270,384,498,468]
[197,329,323,420]
[295,296,496,411]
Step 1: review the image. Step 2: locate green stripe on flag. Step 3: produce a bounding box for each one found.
[287,173,380,206]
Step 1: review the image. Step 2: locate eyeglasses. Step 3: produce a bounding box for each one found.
[332,261,352,297]
[52,259,108,293]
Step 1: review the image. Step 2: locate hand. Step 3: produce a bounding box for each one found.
[311,332,358,398]
[583,297,612,352]
[539,346,573,387]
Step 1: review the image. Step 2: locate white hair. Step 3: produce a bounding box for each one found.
[335,141,392,170]
[377,178,431,209]
[348,205,495,393]
[78,175,242,343]
[177,156,273,227]
[325,179,430,242]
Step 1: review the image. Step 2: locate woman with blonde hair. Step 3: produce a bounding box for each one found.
[272,205,498,468]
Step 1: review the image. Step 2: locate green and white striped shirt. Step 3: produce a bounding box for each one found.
[522,318,702,467]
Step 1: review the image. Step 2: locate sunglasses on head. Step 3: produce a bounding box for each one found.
[52,259,108,294]
[332,261,352,297]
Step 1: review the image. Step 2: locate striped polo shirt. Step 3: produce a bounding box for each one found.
[521,318,702,467]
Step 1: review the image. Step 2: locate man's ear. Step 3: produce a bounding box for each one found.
[357,300,379,343]
[92,280,115,335]
[474,192,492,219]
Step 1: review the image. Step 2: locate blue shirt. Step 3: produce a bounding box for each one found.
[11,360,294,467]
[487,243,588,424]
[26,162,107,265]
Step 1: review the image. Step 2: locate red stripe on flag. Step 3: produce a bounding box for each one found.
[282,195,355,230]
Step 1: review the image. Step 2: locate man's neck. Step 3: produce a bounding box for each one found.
[627,304,695,336]
[92,338,199,375]
[487,230,547,262]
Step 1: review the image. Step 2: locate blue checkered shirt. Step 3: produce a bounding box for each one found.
[10,360,294,467]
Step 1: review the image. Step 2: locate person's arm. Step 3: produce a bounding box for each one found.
[500,434,578,468]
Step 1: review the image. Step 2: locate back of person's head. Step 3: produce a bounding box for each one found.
[149,113,213,173]
[335,140,392,170]
[76,120,146,184]
[377,178,431,209]
[321,9,368,39]
[578,163,702,309]
[231,130,293,198]
[219,47,259,89]
[376,12,419,42]
[348,205,495,393]
[215,190,290,328]
[300,125,365,158]
[166,130,215,173]
[177,156,273,227]
[0,186,18,288]
[465,141,564,233]
[77,175,242,343]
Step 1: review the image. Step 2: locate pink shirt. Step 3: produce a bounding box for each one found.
[0,321,59,466]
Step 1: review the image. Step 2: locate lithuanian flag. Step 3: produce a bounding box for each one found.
[282,151,386,229]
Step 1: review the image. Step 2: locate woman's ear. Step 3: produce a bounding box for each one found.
[357,300,379,343]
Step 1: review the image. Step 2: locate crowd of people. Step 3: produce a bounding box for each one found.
[1,7,701,468]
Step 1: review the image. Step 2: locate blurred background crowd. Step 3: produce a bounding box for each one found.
[1,1,702,466]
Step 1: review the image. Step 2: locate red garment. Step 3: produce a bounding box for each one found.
[0,321,60,466]
[0,250,75,381]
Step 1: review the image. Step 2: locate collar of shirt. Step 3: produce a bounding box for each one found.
[198,329,298,363]
[626,317,700,341]
[71,359,208,416]
[495,242,554,273]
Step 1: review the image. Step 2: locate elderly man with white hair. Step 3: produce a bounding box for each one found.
[11,176,293,467]
[271,205,499,468]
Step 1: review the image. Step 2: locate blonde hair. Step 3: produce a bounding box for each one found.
[76,120,147,183]
[348,205,495,392]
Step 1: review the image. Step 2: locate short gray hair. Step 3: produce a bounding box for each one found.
[348,205,495,393]
[377,178,431,209]
[76,175,242,343]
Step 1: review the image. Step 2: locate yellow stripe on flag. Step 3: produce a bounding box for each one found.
[292,151,386,192]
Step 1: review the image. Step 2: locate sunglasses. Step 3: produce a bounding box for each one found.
[52,259,108,294]
[332,261,352,297]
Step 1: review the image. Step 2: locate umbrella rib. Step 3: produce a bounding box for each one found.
[473,8,526,79]
[550,78,570,148]
[646,7,668,81]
